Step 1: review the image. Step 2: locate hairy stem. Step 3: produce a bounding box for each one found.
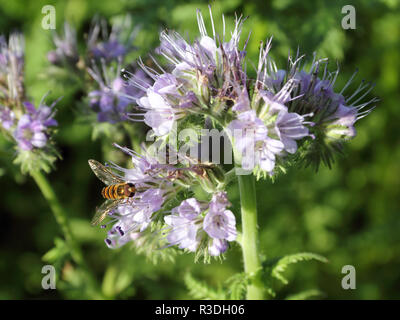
[238,174,265,300]
[31,170,103,299]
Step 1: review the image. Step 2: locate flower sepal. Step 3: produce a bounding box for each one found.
[13,144,60,174]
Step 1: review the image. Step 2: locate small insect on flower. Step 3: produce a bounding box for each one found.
[88,159,140,226]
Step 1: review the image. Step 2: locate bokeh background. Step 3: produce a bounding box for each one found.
[0,0,399,299]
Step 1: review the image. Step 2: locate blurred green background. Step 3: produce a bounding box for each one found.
[0,0,399,299]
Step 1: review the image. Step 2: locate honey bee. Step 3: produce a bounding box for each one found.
[88,159,137,226]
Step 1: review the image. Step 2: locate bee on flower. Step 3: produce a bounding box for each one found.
[89,7,376,263]
[89,143,235,259]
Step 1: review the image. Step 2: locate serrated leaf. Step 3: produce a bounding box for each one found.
[225,273,248,300]
[184,273,226,300]
[264,252,328,285]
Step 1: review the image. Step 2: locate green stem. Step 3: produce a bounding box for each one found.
[238,174,265,300]
[30,170,103,299]
[31,170,82,264]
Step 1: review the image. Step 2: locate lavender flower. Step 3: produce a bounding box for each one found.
[325,104,358,139]
[47,23,79,67]
[88,8,376,262]
[0,32,25,103]
[203,205,236,256]
[0,30,60,174]
[46,16,149,128]
[91,146,234,256]
[0,105,15,130]
[175,198,203,219]
[164,199,203,252]
[208,191,231,212]
[94,144,212,249]
[88,16,137,62]
[87,66,143,123]
[226,36,376,174]
[126,6,248,135]
[164,192,236,257]
[13,100,57,151]
[158,8,247,91]
[228,110,284,173]
[208,239,229,257]
[274,108,311,154]
[258,50,377,168]
[135,73,193,135]
[106,144,176,187]
[105,188,166,248]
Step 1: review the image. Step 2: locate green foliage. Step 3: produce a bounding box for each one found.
[101,265,135,299]
[224,273,248,300]
[13,146,60,174]
[262,252,328,297]
[184,273,225,300]
[42,237,70,265]
[266,252,328,285]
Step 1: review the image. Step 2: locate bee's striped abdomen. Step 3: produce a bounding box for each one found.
[102,184,118,200]
[101,183,135,200]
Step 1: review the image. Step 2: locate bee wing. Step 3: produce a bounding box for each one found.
[88,159,124,185]
[91,199,124,226]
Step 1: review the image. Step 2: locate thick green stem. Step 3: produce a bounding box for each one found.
[238,174,265,300]
[31,170,103,299]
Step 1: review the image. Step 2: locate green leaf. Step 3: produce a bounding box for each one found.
[184,273,225,300]
[101,265,134,299]
[224,273,248,300]
[264,252,328,285]
[42,237,69,263]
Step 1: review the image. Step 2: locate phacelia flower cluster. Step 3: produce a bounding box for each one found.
[12,100,58,151]
[0,33,60,173]
[127,8,248,138]
[90,7,376,260]
[0,33,25,104]
[48,16,148,125]
[91,144,235,260]
[251,46,378,170]
[123,8,376,176]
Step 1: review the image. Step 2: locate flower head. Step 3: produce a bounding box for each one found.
[87,65,145,123]
[0,105,15,130]
[158,8,247,89]
[105,188,166,248]
[126,6,249,136]
[88,8,376,261]
[0,30,61,173]
[0,32,25,103]
[204,208,236,247]
[260,53,377,168]
[47,23,79,67]
[88,16,137,63]
[163,191,236,257]
[228,109,285,173]
[164,199,203,252]
[93,144,224,250]
[226,38,376,174]
[13,100,58,151]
